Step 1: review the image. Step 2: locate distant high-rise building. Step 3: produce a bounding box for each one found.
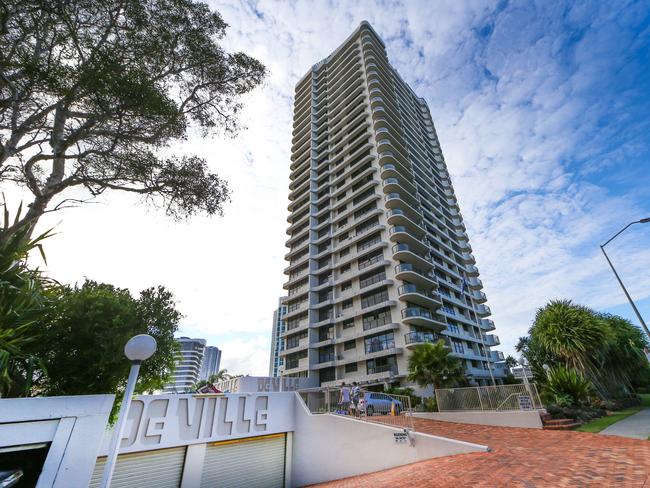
[269,297,288,376]
[200,346,222,380]
[164,337,206,393]
[280,22,505,389]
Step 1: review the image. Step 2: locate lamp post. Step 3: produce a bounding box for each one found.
[100,334,157,488]
[600,218,650,338]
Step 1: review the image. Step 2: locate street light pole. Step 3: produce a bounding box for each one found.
[600,218,650,338]
[100,334,157,488]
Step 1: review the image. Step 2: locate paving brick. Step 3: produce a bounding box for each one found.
[310,418,650,487]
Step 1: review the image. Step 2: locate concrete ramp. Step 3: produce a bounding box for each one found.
[291,393,488,487]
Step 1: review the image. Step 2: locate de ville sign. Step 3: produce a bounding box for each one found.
[114,393,295,454]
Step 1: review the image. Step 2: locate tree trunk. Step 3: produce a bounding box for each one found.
[0,194,52,244]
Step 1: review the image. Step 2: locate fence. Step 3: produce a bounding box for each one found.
[436,383,543,412]
[298,387,414,430]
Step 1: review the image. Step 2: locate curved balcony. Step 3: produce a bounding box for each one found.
[394,263,437,288]
[373,116,400,134]
[398,284,441,309]
[382,186,419,210]
[370,96,384,109]
[451,218,466,231]
[386,208,421,227]
[401,307,446,330]
[490,350,505,361]
[481,318,496,330]
[389,226,429,254]
[404,331,440,348]
[459,240,472,253]
[476,304,491,317]
[465,264,479,277]
[472,290,487,303]
[468,277,483,289]
[392,243,432,269]
[380,162,411,183]
[378,151,410,175]
[483,334,500,347]
[382,176,416,197]
[461,252,476,265]
[446,198,460,210]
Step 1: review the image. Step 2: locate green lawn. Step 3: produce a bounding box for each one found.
[574,394,650,433]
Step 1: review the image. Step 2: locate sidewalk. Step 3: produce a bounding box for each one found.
[601,408,650,440]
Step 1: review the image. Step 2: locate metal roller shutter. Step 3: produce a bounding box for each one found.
[88,447,186,488]
[200,434,286,488]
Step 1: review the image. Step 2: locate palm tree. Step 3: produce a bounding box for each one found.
[407,340,464,391]
[192,369,230,391]
[531,299,612,396]
[0,209,54,397]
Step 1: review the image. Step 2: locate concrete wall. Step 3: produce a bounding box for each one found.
[413,410,543,429]
[0,395,114,488]
[291,393,487,487]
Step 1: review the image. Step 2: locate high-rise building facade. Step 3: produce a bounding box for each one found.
[269,296,288,376]
[164,337,206,393]
[280,22,505,389]
[200,345,222,380]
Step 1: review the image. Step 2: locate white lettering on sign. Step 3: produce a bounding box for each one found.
[517,395,533,410]
[115,393,294,454]
[393,432,408,444]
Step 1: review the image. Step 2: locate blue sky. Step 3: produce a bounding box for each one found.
[33,0,650,374]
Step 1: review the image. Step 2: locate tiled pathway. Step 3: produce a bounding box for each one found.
[312,417,650,487]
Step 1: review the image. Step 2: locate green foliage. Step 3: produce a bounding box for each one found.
[504,355,518,369]
[384,386,421,407]
[193,369,230,391]
[532,299,612,373]
[501,373,520,385]
[29,281,180,397]
[0,0,267,241]
[0,213,54,397]
[545,365,593,406]
[407,340,464,390]
[423,396,437,412]
[519,299,649,401]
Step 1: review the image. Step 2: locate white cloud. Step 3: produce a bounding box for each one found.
[10,0,650,372]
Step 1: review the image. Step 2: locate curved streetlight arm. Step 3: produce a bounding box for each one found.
[599,218,650,339]
[601,218,650,248]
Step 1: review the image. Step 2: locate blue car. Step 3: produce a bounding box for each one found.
[359,392,403,416]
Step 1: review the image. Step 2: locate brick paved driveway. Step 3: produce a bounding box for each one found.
[311,417,650,487]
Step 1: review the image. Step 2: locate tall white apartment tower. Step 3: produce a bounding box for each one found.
[281,22,505,389]
[164,337,206,393]
[269,296,288,377]
[200,345,222,380]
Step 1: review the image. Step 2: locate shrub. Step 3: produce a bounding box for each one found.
[545,365,593,406]
[424,396,438,412]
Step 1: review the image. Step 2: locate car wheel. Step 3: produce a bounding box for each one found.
[366,405,374,416]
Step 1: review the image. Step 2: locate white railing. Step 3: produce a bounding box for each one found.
[298,387,414,430]
[436,383,543,412]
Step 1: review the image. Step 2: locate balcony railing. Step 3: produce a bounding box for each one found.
[367,364,398,375]
[365,341,396,354]
[394,263,435,280]
[404,331,439,345]
[401,307,433,320]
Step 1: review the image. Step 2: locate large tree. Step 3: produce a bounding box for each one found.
[29,280,180,396]
[0,0,266,241]
[519,299,648,400]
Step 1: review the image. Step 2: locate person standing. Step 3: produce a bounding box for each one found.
[351,382,361,417]
[339,382,351,415]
